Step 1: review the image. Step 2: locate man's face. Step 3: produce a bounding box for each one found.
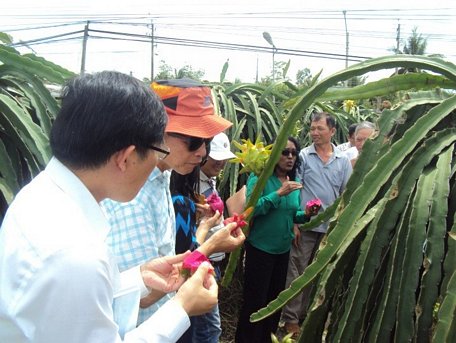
[118,148,159,202]
[201,156,227,178]
[310,117,335,146]
[355,128,374,152]
[159,133,208,175]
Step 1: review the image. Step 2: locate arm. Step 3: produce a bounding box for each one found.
[196,222,246,257]
[195,211,222,245]
[128,262,217,343]
[246,174,281,216]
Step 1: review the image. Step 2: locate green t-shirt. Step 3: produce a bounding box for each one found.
[246,173,308,254]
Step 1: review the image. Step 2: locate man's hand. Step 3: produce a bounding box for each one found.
[140,252,190,293]
[173,261,218,316]
[197,222,245,257]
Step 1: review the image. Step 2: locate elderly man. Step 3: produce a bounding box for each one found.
[0,71,218,343]
[344,121,376,166]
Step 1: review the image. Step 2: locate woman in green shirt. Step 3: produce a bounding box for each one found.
[236,137,313,343]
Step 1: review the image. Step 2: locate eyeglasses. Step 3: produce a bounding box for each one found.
[147,144,170,160]
[167,132,212,152]
[282,149,298,157]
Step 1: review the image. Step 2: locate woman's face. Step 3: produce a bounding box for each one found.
[277,140,298,173]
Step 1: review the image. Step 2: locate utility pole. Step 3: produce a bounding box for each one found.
[150,21,155,81]
[255,55,259,83]
[262,32,276,82]
[343,10,349,69]
[80,21,89,74]
[395,22,401,74]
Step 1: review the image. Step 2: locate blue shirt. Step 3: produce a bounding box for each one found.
[298,143,352,233]
[101,167,176,324]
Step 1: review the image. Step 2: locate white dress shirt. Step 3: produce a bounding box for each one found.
[0,158,189,342]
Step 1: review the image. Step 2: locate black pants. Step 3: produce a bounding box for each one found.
[235,242,290,343]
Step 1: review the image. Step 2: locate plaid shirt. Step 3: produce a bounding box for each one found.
[101,167,176,324]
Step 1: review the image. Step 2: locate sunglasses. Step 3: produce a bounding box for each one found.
[281,149,298,157]
[147,144,170,160]
[168,132,212,152]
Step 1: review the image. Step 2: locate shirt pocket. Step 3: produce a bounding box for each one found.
[327,166,345,188]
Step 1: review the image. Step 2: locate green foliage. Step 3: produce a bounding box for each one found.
[231,55,456,342]
[295,67,312,86]
[210,81,292,198]
[0,40,75,222]
[261,60,292,84]
[155,60,205,80]
[393,27,428,56]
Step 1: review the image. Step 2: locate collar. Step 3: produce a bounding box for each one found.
[199,171,212,183]
[45,157,111,239]
[309,143,344,158]
[149,167,170,183]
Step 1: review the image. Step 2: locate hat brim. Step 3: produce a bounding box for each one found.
[209,150,236,161]
[166,114,232,139]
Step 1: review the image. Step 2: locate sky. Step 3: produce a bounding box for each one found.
[1,0,455,83]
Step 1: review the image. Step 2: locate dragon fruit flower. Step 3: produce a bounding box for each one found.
[206,193,224,214]
[223,207,254,231]
[306,198,322,215]
[181,251,214,279]
[230,137,273,176]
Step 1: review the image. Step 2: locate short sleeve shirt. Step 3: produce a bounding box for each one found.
[298,143,352,233]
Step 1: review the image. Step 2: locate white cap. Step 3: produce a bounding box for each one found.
[209,132,236,161]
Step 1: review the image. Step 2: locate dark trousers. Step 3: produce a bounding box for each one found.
[235,242,290,343]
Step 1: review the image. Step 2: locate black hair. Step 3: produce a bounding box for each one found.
[170,167,200,202]
[311,112,336,129]
[348,123,358,137]
[275,136,301,181]
[50,71,167,169]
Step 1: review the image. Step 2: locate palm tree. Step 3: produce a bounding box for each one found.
[396,27,428,55]
[391,27,443,74]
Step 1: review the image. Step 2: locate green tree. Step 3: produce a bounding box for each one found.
[296,67,312,86]
[261,60,291,84]
[395,27,428,55]
[155,60,205,80]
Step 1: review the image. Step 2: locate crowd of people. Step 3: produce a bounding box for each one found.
[0,70,377,343]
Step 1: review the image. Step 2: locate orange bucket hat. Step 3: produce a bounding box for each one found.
[151,79,232,139]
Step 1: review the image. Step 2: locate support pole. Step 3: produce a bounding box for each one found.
[80,21,89,74]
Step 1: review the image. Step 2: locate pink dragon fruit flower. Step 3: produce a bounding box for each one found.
[306,198,322,215]
[206,193,224,214]
[223,207,253,231]
[181,251,214,278]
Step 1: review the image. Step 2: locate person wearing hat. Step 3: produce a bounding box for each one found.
[101,79,245,332]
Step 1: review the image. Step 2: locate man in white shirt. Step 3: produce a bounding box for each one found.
[0,71,218,343]
[336,123,357,151]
